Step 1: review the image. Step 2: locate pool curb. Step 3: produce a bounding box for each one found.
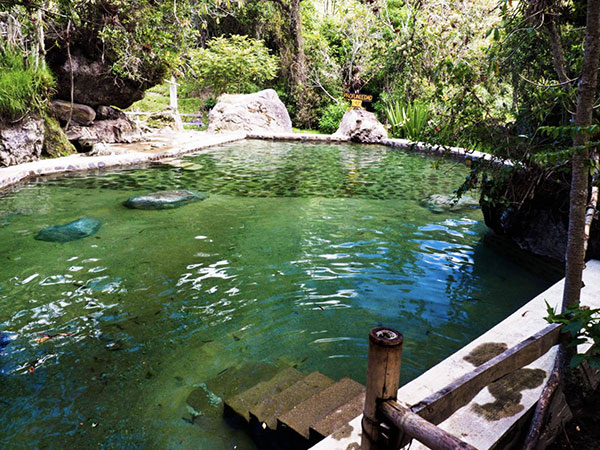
[0,131,509,193]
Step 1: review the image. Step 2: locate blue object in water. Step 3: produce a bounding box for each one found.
[0,332,16,352]
[35,217,102,242]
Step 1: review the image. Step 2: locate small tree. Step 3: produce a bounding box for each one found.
[189,35,279,95]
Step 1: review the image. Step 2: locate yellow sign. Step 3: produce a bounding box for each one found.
[351,99,363,108]
[344,93,374,102]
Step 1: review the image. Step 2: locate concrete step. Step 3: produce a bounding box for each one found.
[309,391,365,441]
[186,361,280,417]
[250,372,335,430]
[278,377,365,441]
[225,367,305,421]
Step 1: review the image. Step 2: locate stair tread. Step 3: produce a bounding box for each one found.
[310,391,365,440]
[225,367,304,421]
[278,377,365,440]
[250,371,335,430]
[186,361,280,415]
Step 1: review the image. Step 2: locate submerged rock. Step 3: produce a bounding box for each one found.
[421,194,479,213]
[333,108,388,143]
[123,190,207,210]
[35,217,102,242]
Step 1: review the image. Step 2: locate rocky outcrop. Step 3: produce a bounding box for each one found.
[35,217,102,242]
[66,114,142,151]
[47,50,147,109]
[51,100,96,125]
[481,169,600,262]
[0,114,44,167]
[333,109,388,142]
[123,190,207,210]
[207,89,293,134]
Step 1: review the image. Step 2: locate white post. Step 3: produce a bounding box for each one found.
[169,76,178,110]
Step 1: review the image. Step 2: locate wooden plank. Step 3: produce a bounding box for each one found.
[381,400,477,450]
[410,323,562,425]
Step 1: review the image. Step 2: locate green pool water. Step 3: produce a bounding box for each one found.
[0,141,554,449]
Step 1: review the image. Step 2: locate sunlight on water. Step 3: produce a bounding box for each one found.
[0,141,554,448]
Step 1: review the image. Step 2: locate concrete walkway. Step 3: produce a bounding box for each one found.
[311,260,600,450]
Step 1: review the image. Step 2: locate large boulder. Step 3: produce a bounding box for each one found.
[207,89,293,134]
[46,50,147,109]
[123,190,207,210]
[35,217,102,243]
[51,100,96,125]
[0,114,44,167]
[333,109,388,142]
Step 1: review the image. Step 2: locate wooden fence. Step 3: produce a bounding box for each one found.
[361,323,563,449]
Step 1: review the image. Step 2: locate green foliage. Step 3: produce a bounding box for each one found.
[546,302,600,370]
[0,48,54,120]
[318,102,347,134]
[188,35,279,95]
[384,100,429,140]
[52,0,196,84]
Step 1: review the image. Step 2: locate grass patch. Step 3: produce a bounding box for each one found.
[0,48,54,120]
[128,82,204,115]
[292,128,321,134]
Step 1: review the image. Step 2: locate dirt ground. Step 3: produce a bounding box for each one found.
[547,369,600,450]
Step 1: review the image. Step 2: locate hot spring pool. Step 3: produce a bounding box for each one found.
[0,141,553,448]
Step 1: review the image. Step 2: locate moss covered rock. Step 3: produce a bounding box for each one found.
[42,115,76,158]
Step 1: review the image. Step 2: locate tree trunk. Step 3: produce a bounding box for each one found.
[562,0,600,310]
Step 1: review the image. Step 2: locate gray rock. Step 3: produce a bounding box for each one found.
[51,100,96,125]
[421,194,479,213]
[0,114,44,167]
[96,106,126,121]
[207,89,292,134]
[66,116,142,149]
[333,109,388,142]
[123,190,207,210]
[35,217,102,242]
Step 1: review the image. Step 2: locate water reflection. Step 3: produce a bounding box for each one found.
[0,141,554,448]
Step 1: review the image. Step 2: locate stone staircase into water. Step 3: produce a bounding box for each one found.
[186,363,365,449]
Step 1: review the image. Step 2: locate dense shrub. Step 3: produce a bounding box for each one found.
[318,102,347,134]
[188,35,279,95]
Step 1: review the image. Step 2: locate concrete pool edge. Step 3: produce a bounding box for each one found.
[0,131,246,191]
[310,259,600,450]
[0,131,507,192]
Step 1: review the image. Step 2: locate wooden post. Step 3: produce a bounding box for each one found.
[362,326,403,450]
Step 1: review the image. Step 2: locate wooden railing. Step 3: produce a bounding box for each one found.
[362,324,563,450]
